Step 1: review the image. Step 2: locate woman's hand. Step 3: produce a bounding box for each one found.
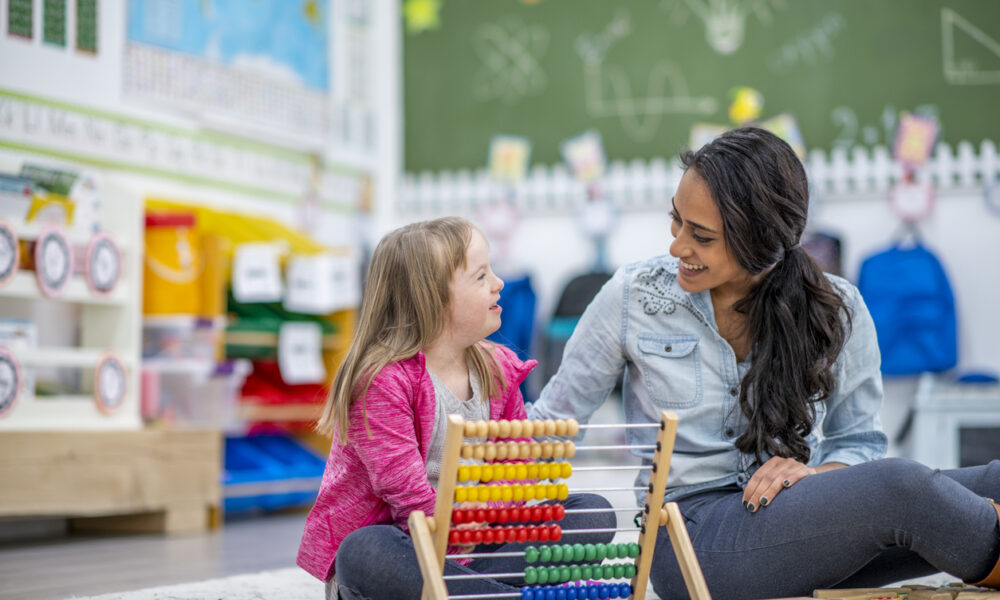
[742,456,815,512]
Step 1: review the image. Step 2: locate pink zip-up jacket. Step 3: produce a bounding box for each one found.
[297,343,536,581]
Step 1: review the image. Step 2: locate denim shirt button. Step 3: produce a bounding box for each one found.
[725,428,735,437]
[664,345,672,352]
[729,387,738,396]
[736,474,746,484]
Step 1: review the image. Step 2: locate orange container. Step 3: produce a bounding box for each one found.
[144,212,201,315]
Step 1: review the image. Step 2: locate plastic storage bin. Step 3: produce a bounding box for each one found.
[223,433,326,514]
[141,358,250,431]
[144,211,201,315]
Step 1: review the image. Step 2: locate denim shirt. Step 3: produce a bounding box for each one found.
[529,255,888,503]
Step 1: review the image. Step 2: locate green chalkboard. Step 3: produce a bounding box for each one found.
[403,0,1000,172]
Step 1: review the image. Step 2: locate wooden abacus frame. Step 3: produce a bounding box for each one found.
[409,410,711,600]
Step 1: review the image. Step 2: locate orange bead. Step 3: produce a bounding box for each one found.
[521,419,534,437]
[461,445,473,459]
[463,421,477,438]
[498,419,511,438]
[541,442,554,459]
[476,421,488,439]
[566,419,580,437]
[509,419,522,438]
[488,421,500,439]
[544,419,556,437]
[530,443,542,460]
[564,441,576,459]
[484,443,497,461]
[555,419,568,437]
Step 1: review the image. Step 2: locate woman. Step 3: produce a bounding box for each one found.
[528,127,1000,599]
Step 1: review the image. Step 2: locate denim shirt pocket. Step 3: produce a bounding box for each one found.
[637,334,703,409]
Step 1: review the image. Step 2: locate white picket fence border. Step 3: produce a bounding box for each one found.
[399,141,1000,216]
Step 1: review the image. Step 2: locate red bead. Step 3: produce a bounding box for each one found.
[497,526,511,543]
[452,509,464,524]
[516,526,528,543]
[475,509,487,523]
[461,530,472,544]
[542,506,554,522]
[509,506,521,523]
[483,528,495,544]
[549,524,562,542]
[539,526,551,542]
[487,508,498,523]
[527,526,539,542]
[532,506,543,522]
[553,504,565,520]
[497,508,509,524]
[449,530,461,544]
[472,529,484,544]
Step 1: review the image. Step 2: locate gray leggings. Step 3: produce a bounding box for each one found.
[653,458,1000,600]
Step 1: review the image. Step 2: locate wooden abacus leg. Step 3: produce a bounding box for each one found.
[631,410,678,600]
[422,415,465,600]
[662,502,711,600]
[409,510,449,600]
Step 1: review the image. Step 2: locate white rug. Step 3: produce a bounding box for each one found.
[69,567,324,600]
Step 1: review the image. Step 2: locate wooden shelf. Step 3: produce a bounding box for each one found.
[238,402,323,422]
[0,271,132,305]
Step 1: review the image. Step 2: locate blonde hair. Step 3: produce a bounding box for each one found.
[317,217,507,441]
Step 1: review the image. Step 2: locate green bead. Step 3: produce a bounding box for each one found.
[573,543,585,562]
[524,566,537,584]
[584,544,596,561]
[605,564,616,579]
[613,543,625,559]
[551,545,563,562]
[539,546,552,563]
[570,565,582,581]
[625,563,636,578]
[614,563,625,579]
[537,566,549,584]
[563,544,574,562]
[581,565,592,580]
[628,542,641,558]
[559,565,571,583]
[595,544,607,561]
[524,546,539,564]
[551,566,562,582]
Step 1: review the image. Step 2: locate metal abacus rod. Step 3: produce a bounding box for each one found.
[409,414,712,600]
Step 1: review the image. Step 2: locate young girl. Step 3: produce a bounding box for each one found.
[297,217,615,600]
[529,127,1000,599]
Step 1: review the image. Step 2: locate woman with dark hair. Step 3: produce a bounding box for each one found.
[528,126,1000,599]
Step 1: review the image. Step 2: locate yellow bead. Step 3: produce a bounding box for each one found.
[488,421,500,439]
[538,463,550,480]
[457,466,470,482]
[455,487,467,503]
[505,464,516,480]
[524,484,535,501]
[481,465,493,482]
[536,483,548,499]
[476,421,488,439]
[558,483,569,500]
[471,464,483,482]
[516,464,528,481]
[464,421,477,438]
[544,419,556,437]
[512,485,524,502]
[564,442,576,459]
[561,462,572,478]
[498,420,511,438]
[566,419,580,437]
[547,484,558,500]
[490,485,502,501]
[509,420,522,438]
[501,485,513,502]
[526,463,539,480]
[555,419,568,437]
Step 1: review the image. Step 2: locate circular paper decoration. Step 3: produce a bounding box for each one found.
[85,233,122,295]
[34,227,73,297]
[888,179,935,223]
[94,352,127,415]
[0,347,21,418]
[0,220,19,288]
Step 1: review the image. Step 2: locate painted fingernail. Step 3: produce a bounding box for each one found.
[742,500,748,508]
[783,479,791,487]
[759,496,768,506]
[746,503,755,512]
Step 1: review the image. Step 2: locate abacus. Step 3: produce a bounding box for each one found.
[408,410,711,600]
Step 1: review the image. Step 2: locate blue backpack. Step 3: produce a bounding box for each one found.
[857,241,957,375]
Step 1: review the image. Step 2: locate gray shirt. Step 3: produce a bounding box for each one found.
[426,366,490,489]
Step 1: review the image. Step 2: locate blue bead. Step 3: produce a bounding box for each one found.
[546,589,556,600]
[521,588,533,600]
[622,584,633,598]
[599,584,611,598]
[566,584,578,600]
[588,584,599,599]
[555,588,567,600]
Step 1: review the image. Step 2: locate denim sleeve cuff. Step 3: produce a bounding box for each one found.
[814,431,888,467]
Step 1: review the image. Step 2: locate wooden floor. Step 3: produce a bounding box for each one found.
[0,511,310,600]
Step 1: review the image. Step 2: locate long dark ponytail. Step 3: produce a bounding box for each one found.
[681,127,851,464]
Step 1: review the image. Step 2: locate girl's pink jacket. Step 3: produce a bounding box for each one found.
[296,344,536,581]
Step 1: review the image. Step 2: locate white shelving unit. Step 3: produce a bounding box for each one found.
[0,182,143,431]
